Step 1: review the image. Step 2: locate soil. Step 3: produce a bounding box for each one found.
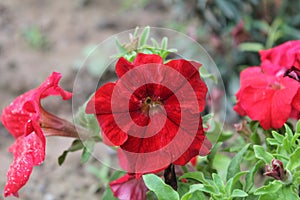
[0,0,172,199]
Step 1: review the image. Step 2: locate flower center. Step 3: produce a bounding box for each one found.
[141,96,162,115]
[283,66,300,82]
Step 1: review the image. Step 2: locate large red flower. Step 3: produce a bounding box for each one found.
[86,53,210,173]
[1,72,72,197]
[235,41,300,129]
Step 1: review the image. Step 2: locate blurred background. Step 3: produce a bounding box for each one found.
[0,0,299,199]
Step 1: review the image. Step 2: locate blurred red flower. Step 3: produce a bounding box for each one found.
[86,53,210,173]
[234,41,300,129]
[1,72,72,197]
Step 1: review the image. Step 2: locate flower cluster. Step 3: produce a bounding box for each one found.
[234,40,300,130]
[1,72,75,197]
[86,53,211,199]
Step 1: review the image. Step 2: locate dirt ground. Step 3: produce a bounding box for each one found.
[0,0,172,199]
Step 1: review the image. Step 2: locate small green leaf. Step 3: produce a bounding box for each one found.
[81,140,95,163]
[254,180,282,195]
[272,131,284,143]
[238,42,264,52]
[139,26,150,47]
[115,38,127,54]
[296,120,300,133]
[181,184,208,200]
[253,145,274,164]
[212,173,224,194]
[287,147,300,171]
[245,160,264,192]
[143,174,179,200]
[151,38,160,50]
[231,189,248,197]
[161,37,168,50]
[58,139,84,165]
[179,172,209,185]
[227,144,250,181]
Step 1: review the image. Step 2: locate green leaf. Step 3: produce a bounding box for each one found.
[161,37,168,50]
[231,189,248,197]
[81,140,95,163]
[282,185,300,200]
[115,38,127,54]
[181,184,208,200]
[143,174,179,200]
[253,145,274,164]
[151,38,160,50]
[212,173,224,194]
[287,147,300,171]
[245,160,264,192]
[227,171,248,194]
[254,180,282,195]
[239,42,264,52]
[226,143,250,181]
[139,26,150,47]
[296,120,300,133]
[58,139,84,165]
[200,66,218,84]
[272,131,284,143]
[179,172,209,185]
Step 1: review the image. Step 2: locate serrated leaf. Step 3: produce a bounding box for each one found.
[253,145,274,164]
[227,143,250,181]
[254,180,282,195]
[143,174,179,200]
[231,189,248,197]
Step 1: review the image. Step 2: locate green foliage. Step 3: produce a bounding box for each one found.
[114,26,177,61]
[143,174,180,200]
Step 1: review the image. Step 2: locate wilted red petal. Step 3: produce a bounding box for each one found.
[110,174,148,200]
[4,133,45,197]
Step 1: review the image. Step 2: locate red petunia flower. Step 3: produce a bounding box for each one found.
[234,41,300,129]
[110,173,148,200]
[1,72,72,197]
[234,66,300,130]
[86,53,210,173]
[260,40,300,75]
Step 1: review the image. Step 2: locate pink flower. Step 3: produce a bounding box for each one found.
[1,72,72,197]
[110,173,148,200]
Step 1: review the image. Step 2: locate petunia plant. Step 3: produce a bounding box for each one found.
[1,26,300,199]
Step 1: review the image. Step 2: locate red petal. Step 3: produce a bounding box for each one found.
[4,133,45,197]
[133,53,163,66]
[166,59,199,80]
[96,114,128,146]
[110,174,147,200]
[116,57,135,78]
